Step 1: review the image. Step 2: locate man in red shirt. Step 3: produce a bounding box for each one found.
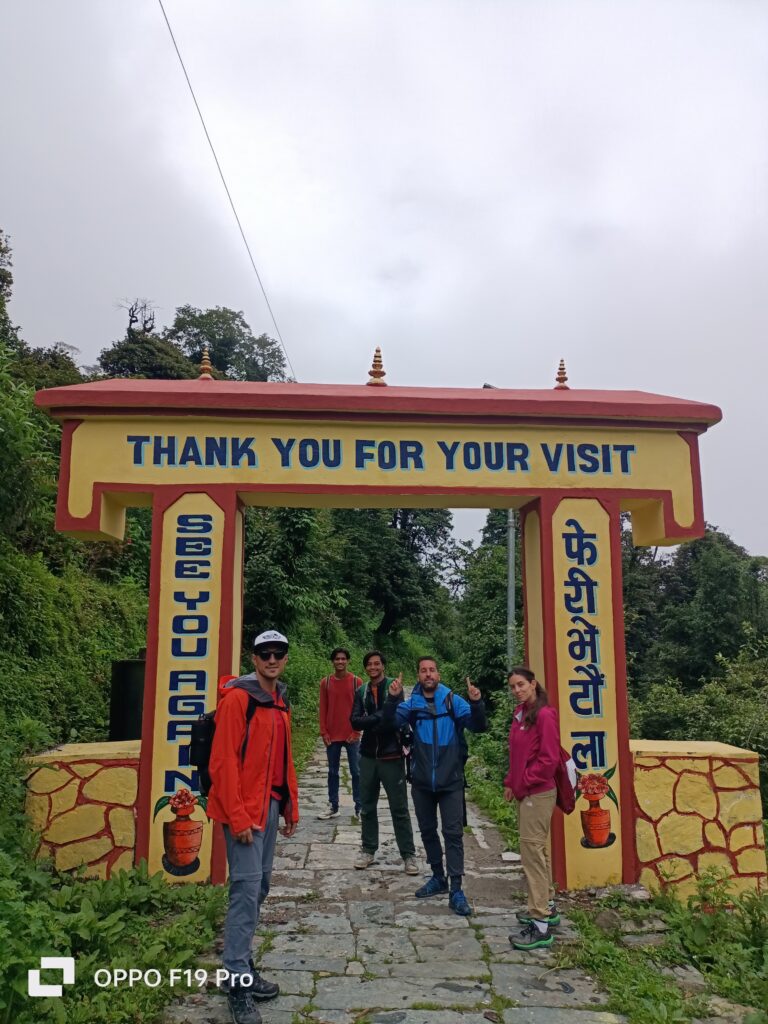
[208,629,299,1024]
[318,647,362,819]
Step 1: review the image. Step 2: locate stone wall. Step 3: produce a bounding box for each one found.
[631,740,767,897]
[25,741,139,878]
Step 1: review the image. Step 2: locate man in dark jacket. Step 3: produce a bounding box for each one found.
[385,656,486,917]
[350,650,418,874]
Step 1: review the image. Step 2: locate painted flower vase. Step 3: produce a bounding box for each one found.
[154,787,206,876]
[580,796,611,847]
[163,804,204,869]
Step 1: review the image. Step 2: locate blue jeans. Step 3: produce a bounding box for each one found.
[326,740,361,810]
[222,798,279,978]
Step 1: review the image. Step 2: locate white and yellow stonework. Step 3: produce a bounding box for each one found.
[26,741,139,878]
[632,740,767,897]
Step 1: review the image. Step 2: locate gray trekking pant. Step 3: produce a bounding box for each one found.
[222,797,280,978]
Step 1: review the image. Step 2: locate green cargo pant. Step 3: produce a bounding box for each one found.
[359,755,416,859]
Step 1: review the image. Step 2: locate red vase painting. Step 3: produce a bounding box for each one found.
[153,788,208,876]
[577,769,617,849]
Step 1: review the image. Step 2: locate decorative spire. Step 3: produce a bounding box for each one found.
[366,346,387,386]
[198,346,213,380]
[554,358,569,390]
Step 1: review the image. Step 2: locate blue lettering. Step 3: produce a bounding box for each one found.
[172,591,210,610]
[231,437,257,467]
[172,614,208,634]
[175,538,212,557]
[437,440,460,470]
[400,440,424,470]
[179,437,203,466]
[299,438,320,468]
[577,443,600,473]
[168,695,206,715]
[463,441,481,471]
[174,561,211,579]
[271,437,295,467]
[484,442,504,471]
[154,435,177,466]
[171,637,208,657]
[615,444,635,474]
[378,440,397,471]
[164,770,199,791]
[127,435,150,465]
[356,440,376,469]
[322,439,342,468]
[169,670,207,691]
[177,515,213,534]
[541,443,564,472]
[507,443,530,471]
[205,436,228,466]
[602,444,612,474]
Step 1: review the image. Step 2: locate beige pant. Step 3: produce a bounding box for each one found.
[517,789,556,920]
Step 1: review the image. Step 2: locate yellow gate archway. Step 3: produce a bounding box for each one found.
[34,352,730,890]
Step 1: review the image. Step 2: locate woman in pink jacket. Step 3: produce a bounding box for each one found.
[503,666,560,951]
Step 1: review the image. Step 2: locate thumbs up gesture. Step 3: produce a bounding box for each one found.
[466,678,481,702]
[388,673,403,697]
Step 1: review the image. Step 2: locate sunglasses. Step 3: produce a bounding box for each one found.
[256,648,287,661]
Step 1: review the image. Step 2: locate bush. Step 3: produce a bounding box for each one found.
[658,870,768,1014]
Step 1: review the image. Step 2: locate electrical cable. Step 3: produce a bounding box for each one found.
[157,0,297,380]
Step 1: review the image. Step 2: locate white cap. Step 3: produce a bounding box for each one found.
[253,630,289,650]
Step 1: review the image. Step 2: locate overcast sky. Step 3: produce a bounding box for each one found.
[2,1,767,554]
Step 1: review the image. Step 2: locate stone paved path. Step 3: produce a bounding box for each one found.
[165,742,624,1024]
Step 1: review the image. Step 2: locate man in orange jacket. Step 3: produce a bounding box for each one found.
[208,629,299,1024]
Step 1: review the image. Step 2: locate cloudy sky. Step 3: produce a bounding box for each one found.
[2,1,767,553]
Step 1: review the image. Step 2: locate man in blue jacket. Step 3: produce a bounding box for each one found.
[385,656,486,916]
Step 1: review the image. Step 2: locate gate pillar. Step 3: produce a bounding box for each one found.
[522,496,635,889]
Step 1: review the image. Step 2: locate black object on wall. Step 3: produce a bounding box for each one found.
[109,657,145,741]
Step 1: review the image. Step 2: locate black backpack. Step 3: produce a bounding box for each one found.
[404,690,467,782]
[189,697,257,797]
[189,683,290,796]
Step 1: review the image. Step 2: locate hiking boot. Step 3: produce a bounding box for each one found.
[354,848,375,869]
[317,804,339,820]
[228,986,262,1024]
[402,856,420,875]
[415,875,449,898]
[516,902,560,927]
[449,889,472,916]
[510,921,554,951]
[248,968,279,1001]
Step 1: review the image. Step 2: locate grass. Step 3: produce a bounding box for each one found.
[561,910,700,1024]
[464,756,519,849]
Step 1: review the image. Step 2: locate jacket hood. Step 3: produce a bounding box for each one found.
[221,671,287,704]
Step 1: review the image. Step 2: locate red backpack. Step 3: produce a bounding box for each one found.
[554,746,578,814]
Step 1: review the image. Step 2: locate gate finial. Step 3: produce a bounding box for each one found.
[554,359,569,390]
[199,346,214,380]
[366,347,387,387]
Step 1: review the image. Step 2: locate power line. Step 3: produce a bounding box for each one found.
[156,0,297,381]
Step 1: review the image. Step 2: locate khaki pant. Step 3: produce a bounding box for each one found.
[517,789,556,920]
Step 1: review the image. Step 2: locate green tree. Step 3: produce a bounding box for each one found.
[98,334,197,379]
[0,229,18,352]
[98,300,196,380]
[164,305,289,381]
[458,543,509,691]
[649,528,768,688]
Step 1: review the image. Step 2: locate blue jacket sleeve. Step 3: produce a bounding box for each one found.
[452,693,487,733]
